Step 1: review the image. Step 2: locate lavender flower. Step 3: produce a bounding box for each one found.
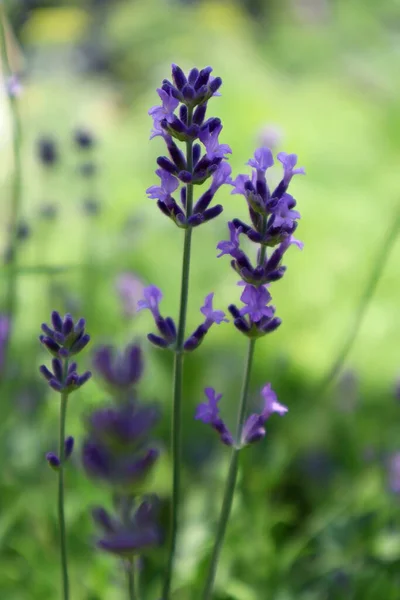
[82,342,161,576]
[115,273,145,318]
[92,496,161,558]
[147,64,230,229]
[184,293,228,352]
[92,343,144,393]
[39,311,90,599]
[82,344,159,488]
[195,383,287,447]
[39,311,90,359]
[137,285,177,349]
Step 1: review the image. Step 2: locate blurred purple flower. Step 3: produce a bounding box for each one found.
[115,273,145,318]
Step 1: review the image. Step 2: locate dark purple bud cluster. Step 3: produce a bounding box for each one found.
[82,343,161,559]
[93,343,144,392]
[217,147,305,337]
[46,436,74,470]
[137,286,227,352]
[39,311,90,359]
[92,495,161,558]
[195,384,288,448]
[82,400,159,488]
[39,311,91,469]
[147,64,231,229]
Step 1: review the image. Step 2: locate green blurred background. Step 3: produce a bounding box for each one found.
[1,0,400,598]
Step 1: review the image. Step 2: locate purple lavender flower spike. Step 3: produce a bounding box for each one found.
[239,285,274,323]
[195,388,234,446]
[277,152,305,185]
[247,147,274,174]
[199,123,232,160]
[137,286,163,320]
[200,293,229,326]
[217,221,242,259]
[146,169,179,202]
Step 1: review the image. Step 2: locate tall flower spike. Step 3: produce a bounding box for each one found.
[39,311,91,600]
[147,64,230,230]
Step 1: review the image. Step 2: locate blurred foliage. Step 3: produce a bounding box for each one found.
[1,0,400,598]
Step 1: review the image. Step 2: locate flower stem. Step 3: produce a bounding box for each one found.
[315,204,400,396]
[0,6,23,373]
[58,362,70,600]
[202,339,256,600]
[127,559,135,600]
[163,108,194,599]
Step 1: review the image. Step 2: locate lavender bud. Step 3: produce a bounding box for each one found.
[203,205,223,222]
[171,64,187,90]
[51,310,63,333]
[39,365,53,381]
[64,436,74,460]
[40,336,61,357]
[52,358,63,382]
[46,452,60,470]
[62,314,74,336]
[147,334,169,349]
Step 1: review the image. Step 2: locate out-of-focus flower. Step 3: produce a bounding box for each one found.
[115,273,145,318]
[37,137,59,167]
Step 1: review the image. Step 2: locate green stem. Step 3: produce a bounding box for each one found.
[58,361,70,600]
[316,205,400,396]
[162,108,194,600]
[202,339,256,600]
[127,559,135,600]
[0,6,23,374]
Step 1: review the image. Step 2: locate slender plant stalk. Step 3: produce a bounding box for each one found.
[162,108,194,599]
[316,205,400,396]
[202,339,256,600]
[0,5,23,373]
[127,559,135,600]
[58,361,70,600]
